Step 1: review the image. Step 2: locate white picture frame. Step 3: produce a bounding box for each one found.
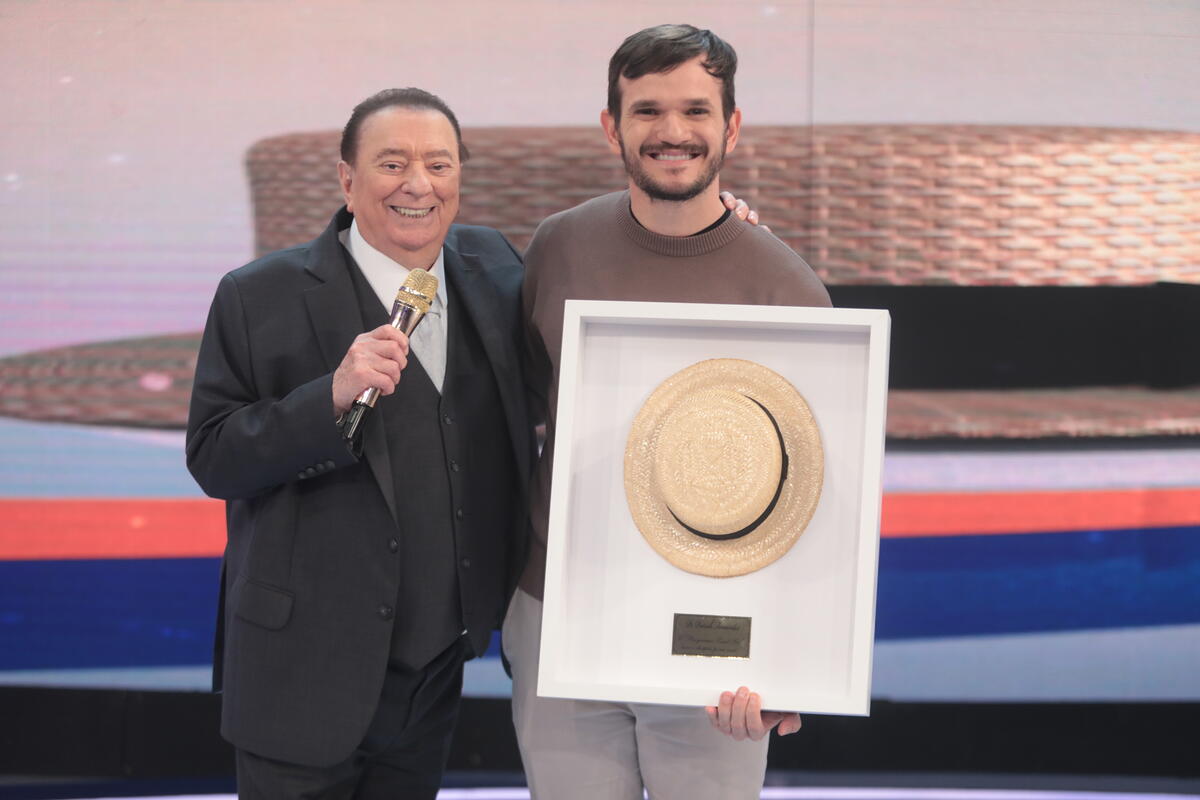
[538,300,891,716]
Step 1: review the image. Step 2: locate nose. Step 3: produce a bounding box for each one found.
[657,111,689,144]
[400,165,432,196]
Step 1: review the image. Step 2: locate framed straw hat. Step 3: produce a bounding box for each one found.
[624,358,823,578]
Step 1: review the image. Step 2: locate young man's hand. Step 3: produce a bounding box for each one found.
[706,686,802,742]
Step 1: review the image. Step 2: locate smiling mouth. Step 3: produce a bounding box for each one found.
[390,205,434,218]
[643,144,704,163]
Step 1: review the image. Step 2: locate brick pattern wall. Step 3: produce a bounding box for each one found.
[247,125,1200,286]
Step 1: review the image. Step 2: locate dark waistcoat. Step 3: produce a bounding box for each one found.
[349,262,516,670]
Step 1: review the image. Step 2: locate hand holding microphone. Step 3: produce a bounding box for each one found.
[335,268,439,441]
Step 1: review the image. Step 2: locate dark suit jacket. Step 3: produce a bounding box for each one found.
[185,207,532,767]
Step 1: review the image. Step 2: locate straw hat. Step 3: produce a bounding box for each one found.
[623,359,823,578]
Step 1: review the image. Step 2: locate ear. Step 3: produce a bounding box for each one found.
[600,109,622,156]
[337,160,355,211]
[724,107,743,155]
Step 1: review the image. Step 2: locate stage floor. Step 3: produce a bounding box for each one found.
[4,772,1199,800]
[44,784,1200,800]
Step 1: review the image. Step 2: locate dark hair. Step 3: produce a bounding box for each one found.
[339,87,470,164]
[607,24,737,123]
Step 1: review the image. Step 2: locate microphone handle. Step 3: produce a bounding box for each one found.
[340,302,426,441]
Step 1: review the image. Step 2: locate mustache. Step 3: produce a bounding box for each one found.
[639,141,707,156]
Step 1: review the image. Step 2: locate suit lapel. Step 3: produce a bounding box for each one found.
[443,241,526,476]
[301,211,399,526]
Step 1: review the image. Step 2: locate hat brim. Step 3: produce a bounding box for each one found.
[624,358,824,578]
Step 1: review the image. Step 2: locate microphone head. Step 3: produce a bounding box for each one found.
[395,268,438,314]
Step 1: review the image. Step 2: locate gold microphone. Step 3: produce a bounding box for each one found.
[339,268,439,441]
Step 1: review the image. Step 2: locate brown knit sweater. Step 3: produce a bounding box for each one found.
[519,190,832,599]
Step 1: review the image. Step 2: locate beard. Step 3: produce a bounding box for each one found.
[619,133,726,202]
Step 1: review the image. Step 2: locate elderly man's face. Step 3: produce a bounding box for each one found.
[338,106,461,269]
[602,55,741,203]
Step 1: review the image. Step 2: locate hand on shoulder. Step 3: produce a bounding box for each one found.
[720,191,770,233]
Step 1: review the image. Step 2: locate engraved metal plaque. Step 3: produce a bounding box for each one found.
[671,614,751,659]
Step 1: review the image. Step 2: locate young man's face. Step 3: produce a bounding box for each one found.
[337,106,461,268]
[602,55,741,202]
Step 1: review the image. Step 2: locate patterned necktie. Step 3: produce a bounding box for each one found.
[412,290,446,393]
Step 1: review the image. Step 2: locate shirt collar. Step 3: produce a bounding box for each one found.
[343,218,448,314]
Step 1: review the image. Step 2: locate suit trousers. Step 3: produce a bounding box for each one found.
[235,635,469,800]
[502,588,769,800]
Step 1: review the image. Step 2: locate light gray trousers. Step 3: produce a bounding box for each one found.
[503,588,770,800]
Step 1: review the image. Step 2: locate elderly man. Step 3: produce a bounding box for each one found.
[187,87,533,799]
[505,24,831,800]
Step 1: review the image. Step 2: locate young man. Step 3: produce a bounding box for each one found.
[505,24,831,800]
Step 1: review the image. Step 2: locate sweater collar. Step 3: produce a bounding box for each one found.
[614,190,746,257]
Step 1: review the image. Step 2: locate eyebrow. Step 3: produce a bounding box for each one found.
[371,147,456,161]
[628,98,714,112]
